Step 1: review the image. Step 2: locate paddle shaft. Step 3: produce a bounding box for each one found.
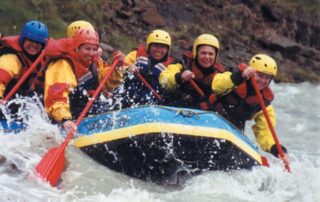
[64,59,119,143]
[190,79,205,97]
[3,50,46,102]
[179,56,205,97]
[251,77,291,172]
[36,59,119,186]
[135,71,162,101]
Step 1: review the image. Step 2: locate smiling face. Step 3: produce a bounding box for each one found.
[22,39,43,56]
[76,43,98,65]
[148,43,169,61]
[196,45,217,68]
[255,71,272,90]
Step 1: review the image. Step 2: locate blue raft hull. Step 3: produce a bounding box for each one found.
[1,105,267,185]
[73,105,266,185]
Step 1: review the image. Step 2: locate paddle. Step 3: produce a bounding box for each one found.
[179,57,204,97]
[1,50,46,103]
[190,79,205,97]
[135,71,162,101]
[35,59,120,186]
[251,77,291,172]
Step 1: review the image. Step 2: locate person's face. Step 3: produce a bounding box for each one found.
[196,45,217,68]
[22,39,43,56]
[148,43,169,61]
[255,71,272,90]
[77,43,98,65]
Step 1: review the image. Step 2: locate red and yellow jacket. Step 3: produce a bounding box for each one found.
[0,36,45,98]
[44,38,122,122]
[211,64,277,153]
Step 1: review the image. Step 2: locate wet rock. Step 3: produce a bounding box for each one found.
[260,5,278,22]
[117,10,134,19]
[177,39,191,50]
[42,0,320,83]
[142,7,166,27]
[268,35,302,56]
[100,42,115,52]
[0,154,7,165]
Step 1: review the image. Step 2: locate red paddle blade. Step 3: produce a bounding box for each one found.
[261,156,270,167]
[35,147,66,186]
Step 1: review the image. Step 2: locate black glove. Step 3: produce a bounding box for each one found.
[270,144,287,158]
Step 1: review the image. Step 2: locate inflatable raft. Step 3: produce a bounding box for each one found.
[1,105,268,185]
[73,105,268,185]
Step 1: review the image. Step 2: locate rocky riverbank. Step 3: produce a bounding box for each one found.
[1,0,319,83]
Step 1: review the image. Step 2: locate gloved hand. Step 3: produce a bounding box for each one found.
[127,64,139,74]
[112,50,125,63]
[181,70,195,83]
[62,120,77,134]
[270,144,287,157]
[241,66,256,80]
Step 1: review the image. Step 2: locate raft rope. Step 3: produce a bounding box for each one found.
[155,105,213,118]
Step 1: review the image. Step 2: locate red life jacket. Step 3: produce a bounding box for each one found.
[211,64,274,130]
[44,38,100,109]
[0,36,46,96]
[182,51,225,109]
[234,82,274,106]
[45,38,99,80]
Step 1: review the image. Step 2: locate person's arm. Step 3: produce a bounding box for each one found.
[211,71,238,96]
[98,59,123,92]
[123,50,137,68]
[44,59,77,122]
[252,105,287,157]
[212,65,255,96]
[159,63,183,91]
[0,54,23,97]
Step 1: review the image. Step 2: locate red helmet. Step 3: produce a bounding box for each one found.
[72,28,99,49]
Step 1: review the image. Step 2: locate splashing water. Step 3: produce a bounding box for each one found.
[0,82,319,201]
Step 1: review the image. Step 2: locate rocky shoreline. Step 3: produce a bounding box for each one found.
[1,0,319,83]
[110,0,320,83]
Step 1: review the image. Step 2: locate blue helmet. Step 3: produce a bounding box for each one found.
[19,20,48,45]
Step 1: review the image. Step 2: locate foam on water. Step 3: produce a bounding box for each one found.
[0,83,319,201]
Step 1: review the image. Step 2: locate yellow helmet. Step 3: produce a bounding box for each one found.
[146,29,171,50]
[193,34,220,60]
[67,20,94,37]
[249,54,277,76]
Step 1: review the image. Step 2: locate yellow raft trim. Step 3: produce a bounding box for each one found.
[73,123,262,164]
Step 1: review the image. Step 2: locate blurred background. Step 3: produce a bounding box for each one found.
[0,0,319,83]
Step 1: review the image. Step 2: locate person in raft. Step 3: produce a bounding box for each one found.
[0,20,48,119]
[211,53,288,160]
[158,33,226,109]
[116,29,175,108]
[43,27,124,133]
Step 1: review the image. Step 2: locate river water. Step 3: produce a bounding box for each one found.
[0,82,319,202]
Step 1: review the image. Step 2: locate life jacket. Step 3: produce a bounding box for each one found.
[180,51,225,108]
[0,36,45,97]
[44,38,101,118]
[122,45,174,107]
[212,67,274,130]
